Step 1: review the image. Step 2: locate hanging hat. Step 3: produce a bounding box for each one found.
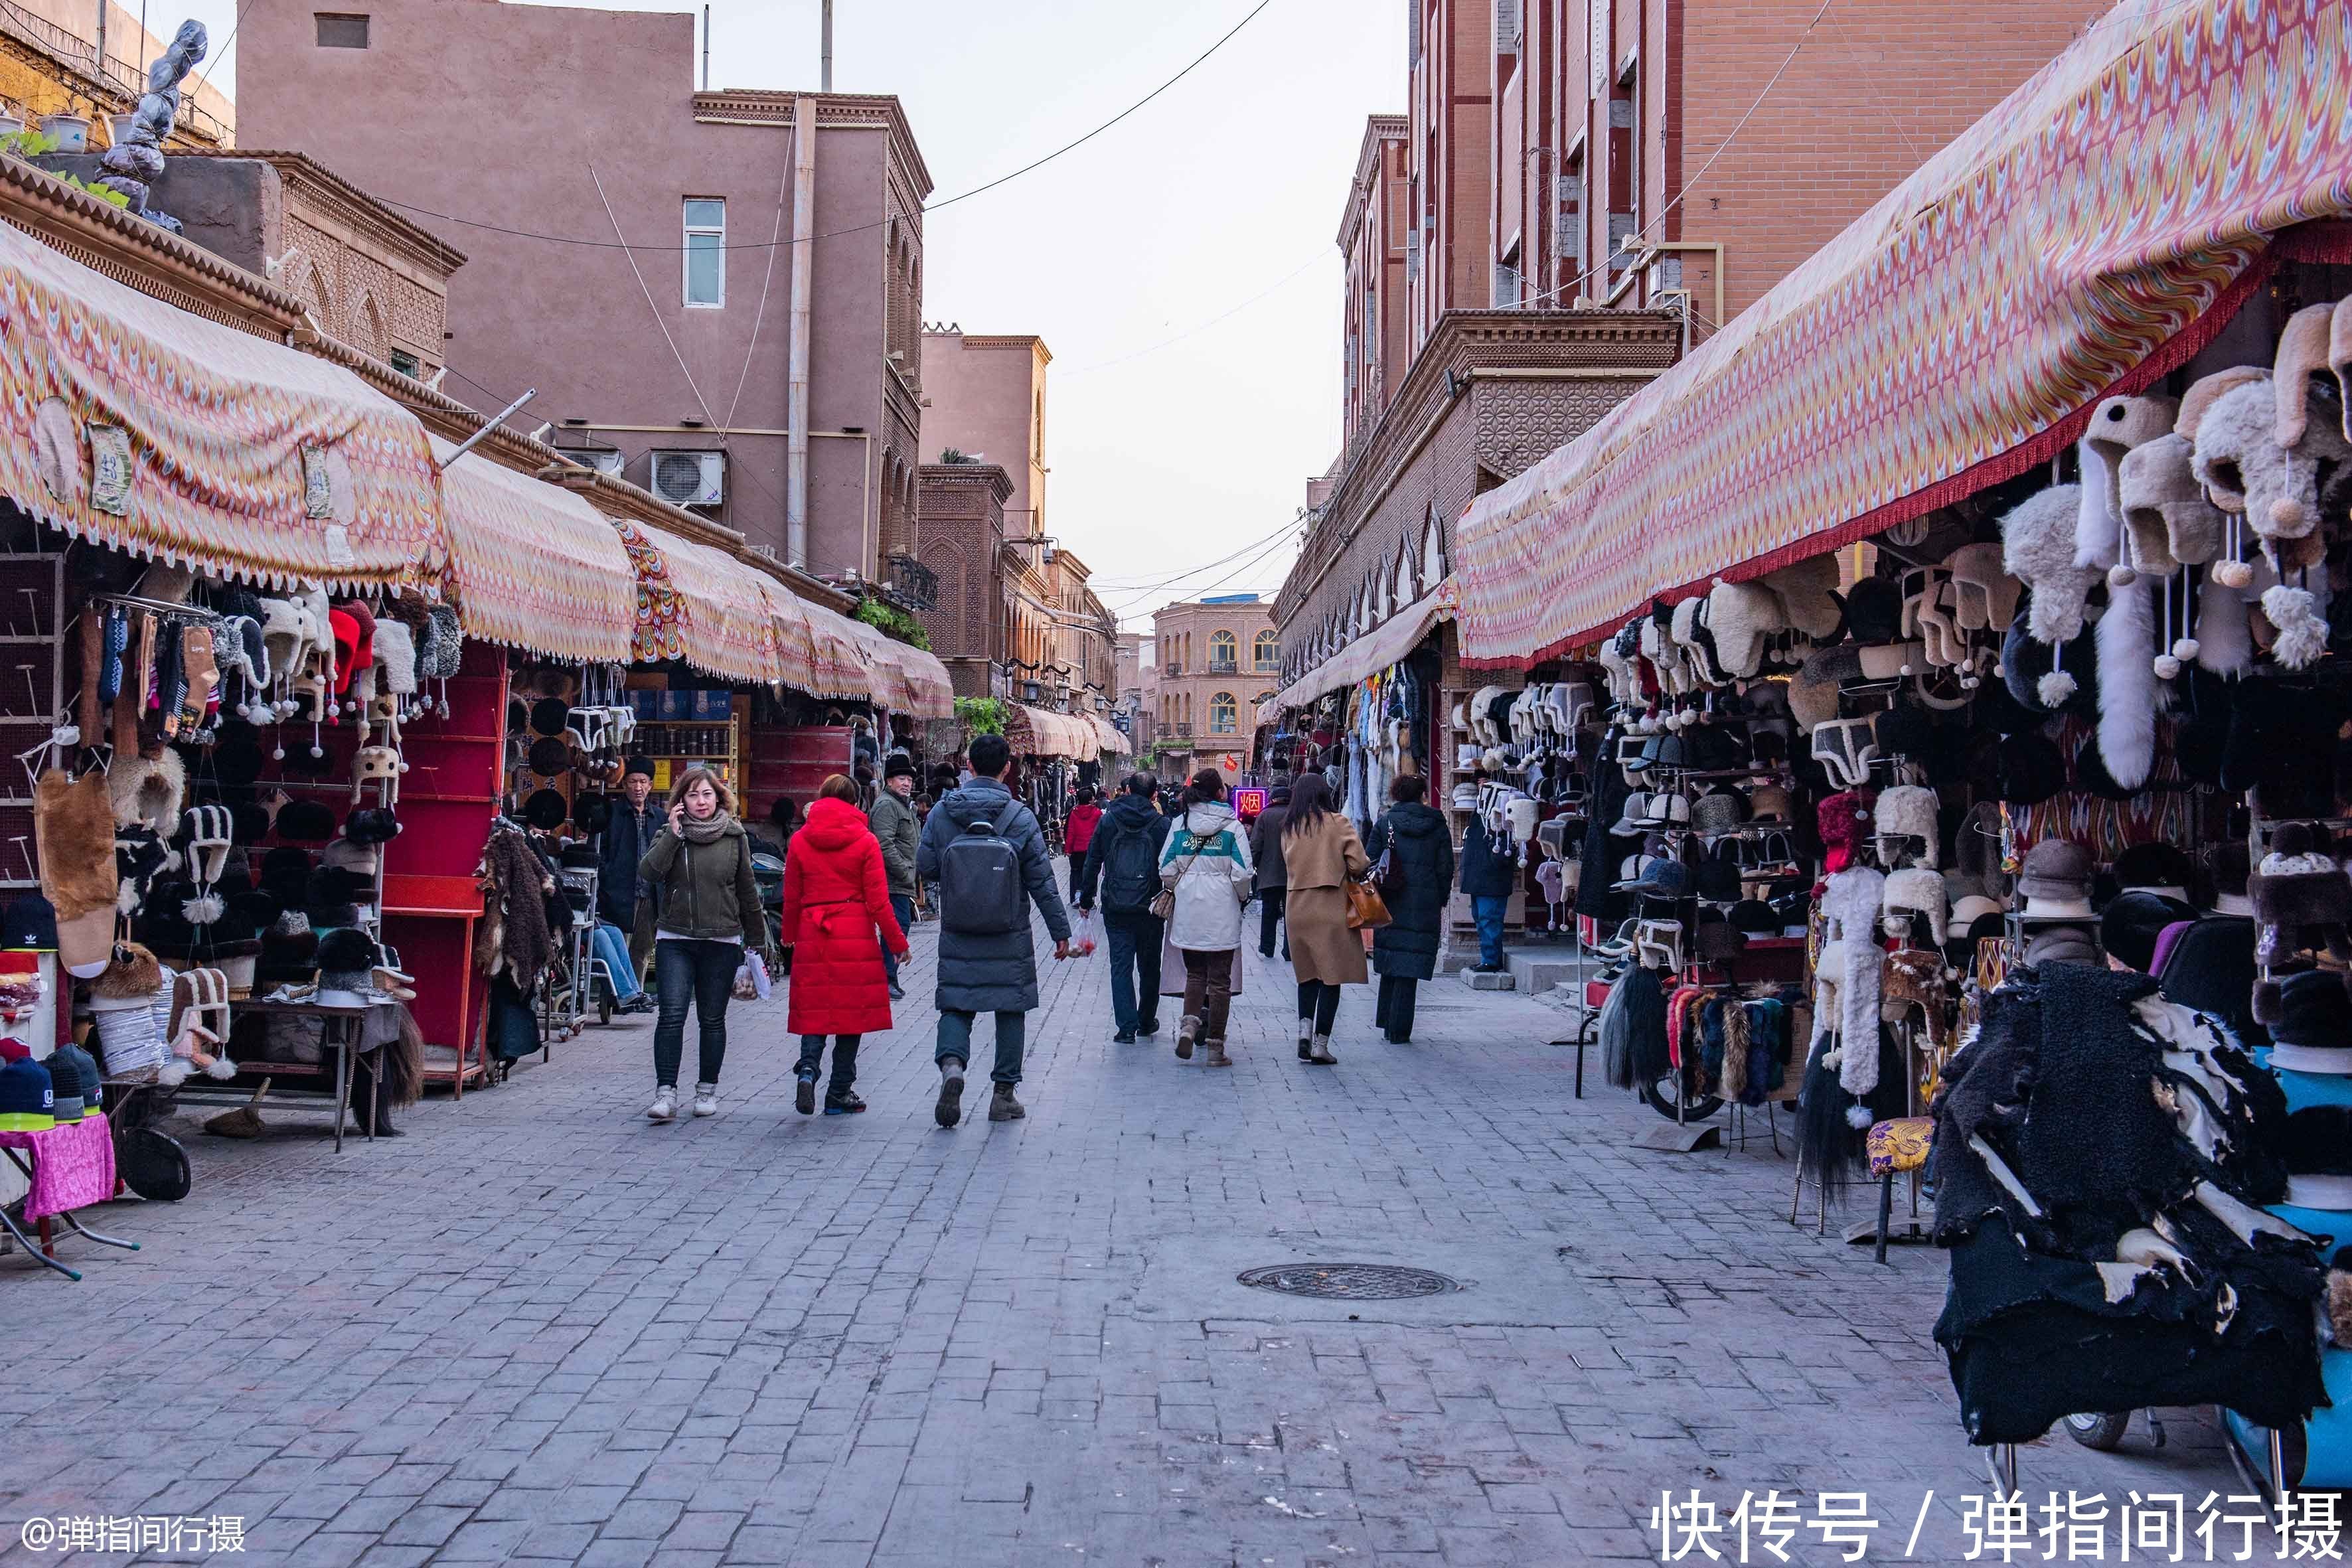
[2017,838,2094,921]
[210,724,266,789]
[1760,554,1843,641]
[180,804,232,886]
[373,617,417,697]
[2267,971,2352,1076]
[420,604,464,679]
[327,608,362,698]
[1945,542,2023,633]
[2120,433,2225,570]
[1873,701,1933,761]
[259,846,312,906]
[1609,791,1651,837]
[1618,857,1693,900]
[530,697,570,738]
[0,892,56,951]
[1842,577,1903,645]
[275,799,337,843]
[1816,791,1862,874]
[522,788,570,830]
[1746,784,1793,823]
[2078,393,2183,574]
[1873,785,1940,868]
[1788,645,1859,734]
[528,736,572,777]
[574,793,613,836]
[345,806,402,845]
[2000,483,2098,645]
[1689,788,1747,836]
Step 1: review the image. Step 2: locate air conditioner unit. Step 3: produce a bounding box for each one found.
[651,449,725,507]
[566,448,625,477]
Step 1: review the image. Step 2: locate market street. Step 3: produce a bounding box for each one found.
[0,921,2240,1567]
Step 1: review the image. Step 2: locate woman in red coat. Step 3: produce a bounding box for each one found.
[782,776,910,1115]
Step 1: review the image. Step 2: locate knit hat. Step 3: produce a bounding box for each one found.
[2017,839,2094,921]
[2268,970,2352,1075]
[52,1039,99,1121]
[0,892,57,950]
[44,1051,82,1123]
[0,1051,54,1129]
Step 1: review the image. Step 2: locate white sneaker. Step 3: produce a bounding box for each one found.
[692,1083,719,1117]
[647,1086,676,1122]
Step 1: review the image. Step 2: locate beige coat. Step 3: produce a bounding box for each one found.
[1282,812,1370,986]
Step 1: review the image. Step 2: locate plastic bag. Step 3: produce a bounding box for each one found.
[1072,910,1099,957]
[732,951,772,1001]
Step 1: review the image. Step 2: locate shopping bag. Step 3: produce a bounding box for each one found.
[1073,910,1099,957]
[733,951,772,1001]
[1344,877,1391,931]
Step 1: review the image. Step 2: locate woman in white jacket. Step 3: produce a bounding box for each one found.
[1160,768,1255,1066]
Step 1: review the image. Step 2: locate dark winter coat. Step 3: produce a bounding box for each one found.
[1076,793,1172,913]
[867,787,920,898]
[1249,799,1291,892]
[639,816,767,947]
[597,798,663,927]
[1458,817,1518,898]
[915,776,1072,1012]
[1366,803,1454,980]
[780,797,909,1036]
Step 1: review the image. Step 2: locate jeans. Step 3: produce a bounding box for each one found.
[591,923,642,1001]
[1067,852,1087,901]
[878,893,913,984]
[653,938,739,1089]
[1181,949,1233,1040]
[1472,895,1510,968]
[1102,911,1162,1034]
[1296,980,1342,1036]
[795,1034,861,1102]
[937,1009,1026,1086]
[1257,888,1287,957]
[1375,974,1419,1041]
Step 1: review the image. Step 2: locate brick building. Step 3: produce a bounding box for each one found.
[234,0,932,583]
[913,460,1013,700]
[1151,595,1279,779]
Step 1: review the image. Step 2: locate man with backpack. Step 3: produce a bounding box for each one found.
[1075,772,1173,1043]
[916,733,1072,1127]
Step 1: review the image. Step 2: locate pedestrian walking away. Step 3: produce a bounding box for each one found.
[1249,782,1292,959]
[916,732,1073,1127]
[637,767,769,1122]
[595,755,664,1013]
[1459,795,1518,973]
[1158,768,1254,1067]
[1366,774,1452,1044]
[1280,771,1369,1064]
[1063,784,1102,902]
[781,775,910,1116]
[1075,771,1172,1042]
[868,755,921,1000]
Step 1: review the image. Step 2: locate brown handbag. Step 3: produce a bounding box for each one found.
[1344,876,1391,931]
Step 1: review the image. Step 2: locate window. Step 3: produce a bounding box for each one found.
[1210,693,1238,734]
[1253,630,1280,670]
[315,12,369,47]
[1209,630,1237,671]
[683,198,725,307]
[388,347,420,379]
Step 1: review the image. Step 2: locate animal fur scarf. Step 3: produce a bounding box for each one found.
[2096,576,2159,791]
[34,768,118,921]
[1721,1000,1754,1102]
[1817,866,1886,1110]
[473,828,554,986]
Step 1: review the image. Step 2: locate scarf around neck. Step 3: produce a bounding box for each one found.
[679,809,736,846]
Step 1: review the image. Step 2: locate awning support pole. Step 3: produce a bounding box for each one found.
[434,388,538,471]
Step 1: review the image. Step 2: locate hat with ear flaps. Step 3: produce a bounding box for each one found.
[1703,578,1784,679]
[1761,553,1844,643]
[1788,644,1858,734]
[2077,393,2181,575]
[1999,599,2098,718]
[372,617,417,697]
[1945,542,2021,633]
[2000,483,2102,713]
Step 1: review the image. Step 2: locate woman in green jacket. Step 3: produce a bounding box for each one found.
[639,767,768,1122]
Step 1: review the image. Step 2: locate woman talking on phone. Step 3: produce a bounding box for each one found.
[638,767,768,1123]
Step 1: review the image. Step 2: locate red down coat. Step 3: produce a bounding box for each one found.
[780,797,909,1036]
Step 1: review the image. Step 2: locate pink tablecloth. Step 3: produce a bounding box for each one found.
[0,1113,114,1219]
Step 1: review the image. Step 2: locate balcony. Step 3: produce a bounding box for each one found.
[886,553,937,612]
[1163,663,1182,677]
[1207,660,1239,675]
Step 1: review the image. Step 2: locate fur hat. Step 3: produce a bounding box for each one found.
[2194,373,2352,560]
[1788,644,1858,733]
[2000,599,2098,715]
[2001,485,2098,645]
[1996,730,2066,806]
[2114,841,2195,900]
[2276,301,2340,447]
[1879,946,1948,1022]
[2222,676,2342,817]
[1843,577,1903,645]
[275,799,337,843]
[1873,785,1940,868]
[1816,791,1863,873]
[2266,969,2352,1073]
[315,926,380,976]
[2078,394,2182,573]
[420,604,463,680]
[92,940,163,1000]
[2120,433,2225,572]
[373,618,417,697]
[345,806,402,845]
[108,748,186,838]
[1881,867,1948,947]
[2017,838,2094,920]
[2099,889,2195,973]
[1946,542,2022,633]
[522,787,570,831]
[2022,923,2098,968]
[1761,554,1843,641]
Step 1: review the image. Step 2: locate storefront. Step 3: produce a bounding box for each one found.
[1441,0,2352,1485]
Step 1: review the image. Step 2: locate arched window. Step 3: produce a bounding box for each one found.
[1209,630,1237,670]
[1210,692,1238,734]
[1252,692,1273,712]
[1253,630,1280,670]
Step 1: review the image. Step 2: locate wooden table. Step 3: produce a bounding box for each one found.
[210,996,396,1152]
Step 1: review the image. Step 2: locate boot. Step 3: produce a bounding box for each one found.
[1296,1015,1314,1061]
[988,1083,1026,1121]
[1175,1014,1200,1060]
[935,1059,966,1128]
[1306,1034,1336,1065]
[1204,1039,1231,1069]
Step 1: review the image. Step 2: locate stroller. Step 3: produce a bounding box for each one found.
[751,846,789,973]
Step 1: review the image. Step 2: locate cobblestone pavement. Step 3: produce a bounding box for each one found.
[0,921,2242,1567]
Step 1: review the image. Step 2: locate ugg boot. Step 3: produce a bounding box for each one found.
[1306,1035,1336,1065]
[1204,1039,1231,1069]
[1296,1015,1314,1061]
[1175,1014,1200,1060]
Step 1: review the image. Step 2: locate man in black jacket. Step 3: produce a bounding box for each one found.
[1249,785,1291,958]
[1077,773,1173,1043]
[596,757,664,1010]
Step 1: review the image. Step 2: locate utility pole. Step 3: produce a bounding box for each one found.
[820,0,832,90]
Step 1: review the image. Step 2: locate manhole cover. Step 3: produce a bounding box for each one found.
[1237,1263,1460,1300]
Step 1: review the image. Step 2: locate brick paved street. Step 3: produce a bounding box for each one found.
[0,923,2240,1566]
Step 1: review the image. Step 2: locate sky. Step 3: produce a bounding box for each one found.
[173,0,1405,630]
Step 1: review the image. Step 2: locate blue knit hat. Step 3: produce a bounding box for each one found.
[0,1046,54,1130]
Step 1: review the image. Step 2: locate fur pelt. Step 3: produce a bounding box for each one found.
[92,941,162,999]
[2195,573,2255,676]
[473,828,555,986]
[1721,1000,1753,1102]
[2076,433,2123,574]
[2096,576,2159,790]
[108,747,186,837]
[1817,866,1887,1103]
[1881,867,1949,948]
[2261,579,2331,670]
[1762,554,1843,641]
[34,768,119,922]
[2331,1271,2352,1349]
[2001,484,2098,645]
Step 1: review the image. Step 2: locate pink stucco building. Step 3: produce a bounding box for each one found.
[234,0,932,582]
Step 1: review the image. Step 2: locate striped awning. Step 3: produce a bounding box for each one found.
[1004,703,1097,760]
[0,214,441,590]
[430,436,634,662]
[1454,0,2352,666]
[896,647,955,720]
[758,578,821,694]
[612,520,777,684]
[1273,584,1452,711]
[800,601,872,700]
[1090,714,1131,757]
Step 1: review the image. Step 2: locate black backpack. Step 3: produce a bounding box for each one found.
[1100,815,1160,916]
[938,801,1028,937]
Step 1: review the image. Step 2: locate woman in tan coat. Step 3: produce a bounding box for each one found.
[1281,773,1369,1065]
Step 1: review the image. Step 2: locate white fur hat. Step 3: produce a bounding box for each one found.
[1705,578,1783,678]
[1999,484,2098,645]
[2193,374,2352,555]
[1873,784,1940,868]
[1881,866,1948,947]
[2077,394,2181,574]
[2120,432,2224,569]
[1761,554,1843,642]
[373,619,418,696]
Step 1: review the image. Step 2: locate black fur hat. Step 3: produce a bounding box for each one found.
[522,787,570,830]
[260,846,313,905]
[276,799,337,842]
[230,800,274,846]
[574,793,613,836]
[313,927,380,975]
[344,807,402,845]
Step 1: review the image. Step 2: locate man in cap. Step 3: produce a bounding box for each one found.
[595,757,663,1012]
[869,755,921,1000]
